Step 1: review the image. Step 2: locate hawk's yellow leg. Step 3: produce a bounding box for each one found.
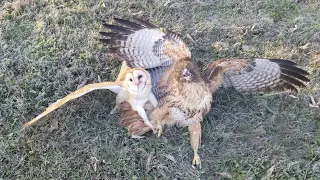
[188,121,202,169]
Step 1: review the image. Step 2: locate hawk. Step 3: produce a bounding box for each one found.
[99,17,310,168]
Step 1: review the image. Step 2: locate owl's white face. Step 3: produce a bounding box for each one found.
[125,69,149,92]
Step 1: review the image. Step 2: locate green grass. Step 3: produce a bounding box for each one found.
[1,0,320,179]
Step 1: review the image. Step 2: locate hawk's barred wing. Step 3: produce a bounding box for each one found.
[204,58,309,93]
[22,82,124,129]
[99,17,191,99]
[99,17,191,98]
[147,66,168,98]
[99,17,191,69]
[99,17,193,135]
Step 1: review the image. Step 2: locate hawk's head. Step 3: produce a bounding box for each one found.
[177,62,201,83]
[181,68,193,82]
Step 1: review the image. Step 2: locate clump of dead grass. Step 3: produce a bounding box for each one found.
[0,0,36,20]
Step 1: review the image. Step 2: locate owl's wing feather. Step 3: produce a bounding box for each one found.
[22,82,124,129]
[203,58,309,93]
[99,17,191,69]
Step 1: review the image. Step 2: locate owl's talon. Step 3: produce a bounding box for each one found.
[145,121,157,134]
[109,107,118,114]
[151,128,157,134]
[131,134,145,139]
[192,154,201,169]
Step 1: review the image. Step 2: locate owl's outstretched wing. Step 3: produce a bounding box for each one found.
[203,58,309,93]
[22,82,124,129]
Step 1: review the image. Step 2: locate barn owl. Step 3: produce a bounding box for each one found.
[22,66,158,133]
[99,17,310,168]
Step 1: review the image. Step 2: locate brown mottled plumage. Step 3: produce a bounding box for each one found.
[99,17,310,168]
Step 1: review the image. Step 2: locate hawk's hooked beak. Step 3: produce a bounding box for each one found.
[181,68,192,81]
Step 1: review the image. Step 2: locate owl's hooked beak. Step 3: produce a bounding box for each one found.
[132,79,141,90]
[134,82,141,89]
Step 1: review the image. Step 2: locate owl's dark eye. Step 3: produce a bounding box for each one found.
[129,78,133,82]
[138,75,143,79]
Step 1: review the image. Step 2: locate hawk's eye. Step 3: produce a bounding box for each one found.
[138,75,143,79]
[129,78,133,82]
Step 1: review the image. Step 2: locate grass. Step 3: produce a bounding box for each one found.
[1,0,320,179]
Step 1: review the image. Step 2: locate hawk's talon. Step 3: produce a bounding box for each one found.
[192,154,201,169]
[157,124,163,137]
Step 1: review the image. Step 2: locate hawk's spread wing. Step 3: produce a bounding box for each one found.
[99,17,191,68]
[22,82,124,129]
[146,66,168,98]
[203,58,309,93]
[99,17,191,98]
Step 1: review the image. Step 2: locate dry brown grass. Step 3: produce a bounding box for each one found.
[0,0,36,20]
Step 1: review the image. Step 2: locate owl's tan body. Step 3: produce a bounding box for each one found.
[111,65,156,109]
[114,66,158,132]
